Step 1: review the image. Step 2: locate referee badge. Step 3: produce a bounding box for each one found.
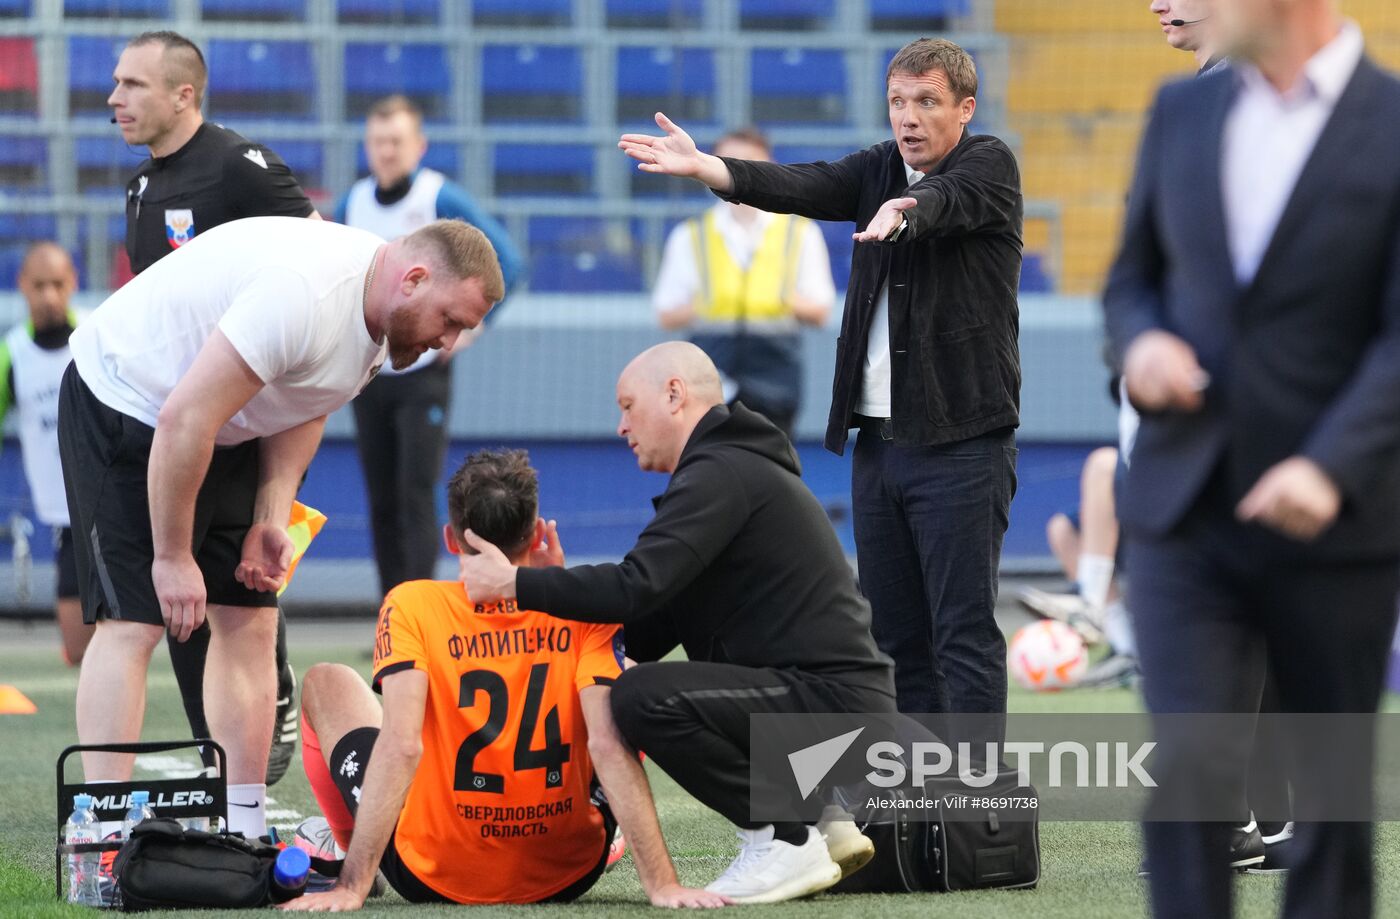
[165,209,195,249]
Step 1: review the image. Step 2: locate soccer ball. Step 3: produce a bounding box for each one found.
[1008,620,1087,691]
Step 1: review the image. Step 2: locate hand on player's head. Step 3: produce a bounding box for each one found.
[457,530,518,604]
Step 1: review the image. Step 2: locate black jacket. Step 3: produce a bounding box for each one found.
[1103,60,1400,558]
[720,134,1023,453]
[126,123,315,275]
[516,404,895,696]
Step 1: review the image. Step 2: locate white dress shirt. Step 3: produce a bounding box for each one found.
[856,162,925,418]
[1221,21,1363,285]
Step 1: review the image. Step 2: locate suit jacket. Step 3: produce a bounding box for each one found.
[720,135,1023,453]
[1103,57,1400,559]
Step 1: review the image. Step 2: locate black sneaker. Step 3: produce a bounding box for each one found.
[265,660,298,786]
[1246,822,1294,874]
[1138,820,1266,877]
[1229,820,1266,871]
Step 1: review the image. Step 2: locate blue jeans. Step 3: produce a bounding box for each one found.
[851,424,1016,740]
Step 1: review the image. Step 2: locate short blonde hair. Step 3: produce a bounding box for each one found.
[886,37,978,101]
[404,219,505,302]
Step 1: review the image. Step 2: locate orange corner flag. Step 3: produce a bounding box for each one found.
[0,685,37,715]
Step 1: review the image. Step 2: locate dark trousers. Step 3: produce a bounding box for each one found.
[610,661,896,833]
[1129,494,1400,919]
[352,363,451,597]
[851,424,1016,741]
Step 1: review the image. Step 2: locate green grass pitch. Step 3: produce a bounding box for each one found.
[3,630,1397,918]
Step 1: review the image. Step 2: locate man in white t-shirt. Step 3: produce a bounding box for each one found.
[652,128,833,437]
[58,215,503,838]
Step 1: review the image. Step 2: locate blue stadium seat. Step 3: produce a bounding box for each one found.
[739,0,834,30]
[472,0,570,26]
[1020,253,1052,293]
[816,220,853,291]
[616,47,715,125]
[605,0,700,28]
[263,139,323,195]
[871,0,967,30]
[526,216,643,292]
[0,0,31,16]
[750,48,847,125]
[206,40,315,120]
[344,42,451,121]
[0,215,62,285]
[336,0,437,23]
[75,134,146,195]
[67,35,127,118]
[481,45,582,124]
[493,144,592,198]
[201,0,304,21]
[771,144,852,167]
[0,136,46,191]
[64,0,168,17]
[354,140,458,178]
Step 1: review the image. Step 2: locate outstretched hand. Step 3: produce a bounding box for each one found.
[852,197,918,242]
[458,530,519,603]
[618,113,734,192]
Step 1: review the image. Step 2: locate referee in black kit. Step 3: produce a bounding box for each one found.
[108,30,318,785]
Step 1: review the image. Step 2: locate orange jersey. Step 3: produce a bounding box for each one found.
[371,579,624,904]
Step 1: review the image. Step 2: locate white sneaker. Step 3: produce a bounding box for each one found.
[705,825,842,904]
[292,816,344,860]
[816,806,875,880]
[1016,587,1106,645]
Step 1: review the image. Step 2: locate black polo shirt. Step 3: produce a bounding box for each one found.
[124,122,315,274]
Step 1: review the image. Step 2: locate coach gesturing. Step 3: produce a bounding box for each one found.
[618,39,1023,739]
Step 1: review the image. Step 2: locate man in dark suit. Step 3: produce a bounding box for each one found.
[1104,1,1400,916]
[618,38,1022,743]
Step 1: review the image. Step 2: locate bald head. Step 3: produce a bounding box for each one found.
[622,341,725,407]
[18,242,77,330]
[616,342,725,474]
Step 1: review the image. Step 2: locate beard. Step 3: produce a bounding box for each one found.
[384,307,425,370]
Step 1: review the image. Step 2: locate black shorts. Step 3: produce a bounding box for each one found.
[56,364,277,626]
[328,727,613,905]
[54,526,78,599]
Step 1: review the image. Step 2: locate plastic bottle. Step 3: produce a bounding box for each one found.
[268,846,311,903]
[63,793,102,906]
[122,790,156,839]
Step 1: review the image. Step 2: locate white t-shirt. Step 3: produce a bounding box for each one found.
[856,163,925,418]
[651,203,836,313]
[70,217,388,446]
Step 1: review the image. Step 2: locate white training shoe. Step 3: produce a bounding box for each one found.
[1016,587,1106,645]
[292,816,344,860]
[816,806,875,880]
[705,825,842,904]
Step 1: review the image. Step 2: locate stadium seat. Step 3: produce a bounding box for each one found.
[75,134,146,195]
[1020,252,1052,292]
[201,0,305,21]
[526,216,643,292]
[749,48,847,125]
[0,0,31,16]
[492,144,593,197]
[68,36,127,118]
[344,42,451,121]
[63,0,167,18]
[605,0,701,29]
[870,0,967,30]
[0,135,46,191]
[771,144,852,167]
[0,37,37,117]
[336,0,437,23]
[0,215,62,286]
[206,40,315,120]
[472,0,571,27]
[739,0,834,31]
[481,45,583,124]
[263,139,323,197]
[616,47,715,125]
[354,140,458,178]
[816,220,853,291]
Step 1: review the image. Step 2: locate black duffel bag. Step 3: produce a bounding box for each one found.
[112,818,336,911]
[829,765,1040,894]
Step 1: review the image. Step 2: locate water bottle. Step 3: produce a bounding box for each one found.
[268,846,310,903]
[63,794,102,906]
[122,790,156,839]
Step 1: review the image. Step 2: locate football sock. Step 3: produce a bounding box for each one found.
[1102,600,1136,657]
[771,822,809,846]
[166,621,216,771]
[1077,554,1115,611]
[301,714,355,850]
[226,783,267,838]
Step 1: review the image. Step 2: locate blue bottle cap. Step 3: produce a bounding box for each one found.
[273,846,311,887]
[131,791,149,806]
[74,794,93,809]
